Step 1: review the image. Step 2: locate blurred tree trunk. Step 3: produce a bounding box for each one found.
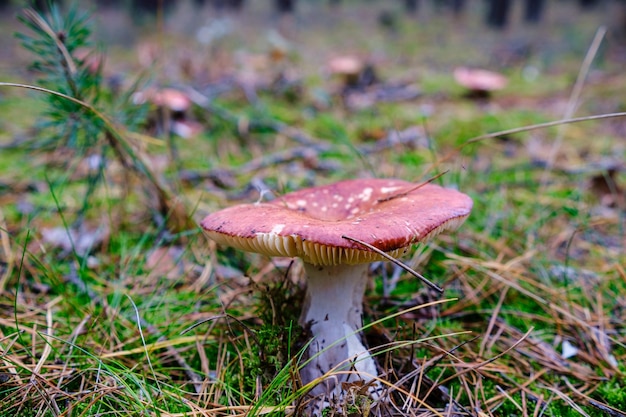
[579,0,600,9]
[96,0,124,6]
[486,0,511,29]
[405,0,419,14]
[210,0,245,11]
[611,0,626,40]
[230,0,245,11]
[131,0,175,14]
[524,0,545,23]
[275,0,295,14]
[451,0,465,16]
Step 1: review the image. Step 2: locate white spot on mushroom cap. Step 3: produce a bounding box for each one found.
[270,224,285,234]
[358,187,373,202]
[380,186,402,194]
[296,199,307,207]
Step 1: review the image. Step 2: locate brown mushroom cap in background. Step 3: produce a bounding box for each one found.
[201,178,473,266]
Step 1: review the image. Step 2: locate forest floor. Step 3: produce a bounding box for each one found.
[0,1,625,416]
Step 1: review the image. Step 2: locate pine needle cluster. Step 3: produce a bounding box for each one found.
[16,4,147,151]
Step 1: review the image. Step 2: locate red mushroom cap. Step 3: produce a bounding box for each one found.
[327,56,364,76]
[153,88,192,112]
[201,178,472,266]
[453,67,508,92]
[132,88,192,112]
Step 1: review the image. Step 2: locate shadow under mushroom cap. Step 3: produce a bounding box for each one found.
[201,178,473,266]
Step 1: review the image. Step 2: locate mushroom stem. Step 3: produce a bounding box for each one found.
[299,262,379,399]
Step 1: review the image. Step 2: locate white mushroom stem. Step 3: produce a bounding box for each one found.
[299,262,380,399]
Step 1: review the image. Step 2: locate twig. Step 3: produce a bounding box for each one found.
[0,82,193,233]
[0,208,14,293]
[21,8,78,91]
[460,112,626,148]
[56,314,91,389]
[543,385,591,417]
[561,377,626,416]
[32,303,55,377]
[233,145,331,175]
[429,110,626,180]
[185,86,428,180]
[181,127,426,183]
[438,327,535,388]
[478,286,509,359]
[243,128,424,173]
[484,368,549,408]
[0,334,24,385]
[341,235,443,293]
[185,87,320,147]
[542,26,607,182]
[448,252,626,351]
[588,399,626,417]
[376,170,449,203]
[392,337,479,416]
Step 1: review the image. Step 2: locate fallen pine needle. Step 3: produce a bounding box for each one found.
[100,335,205,358]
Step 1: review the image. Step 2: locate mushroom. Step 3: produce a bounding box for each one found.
[201,178,472,404]
[327,55,373,89]
[453,66,508,98]
[132,88,192,114]
[328,55,363,71]
[151,88,192,113]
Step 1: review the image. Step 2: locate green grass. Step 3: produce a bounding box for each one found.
[1,1,625,416]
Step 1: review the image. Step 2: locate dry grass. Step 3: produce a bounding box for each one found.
[1,1,625,416]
